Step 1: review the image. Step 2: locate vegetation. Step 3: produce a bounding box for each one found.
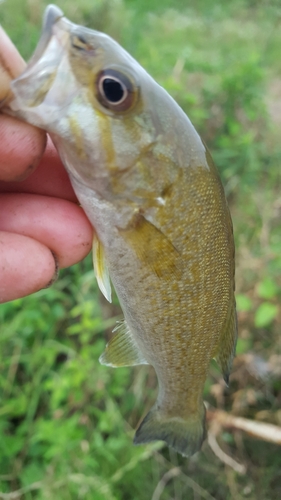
[1,0,281,498]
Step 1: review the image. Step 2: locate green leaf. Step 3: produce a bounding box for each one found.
[236,294,253,312]
[254,302,278,328]
[20,462,44,487]
[236,338,252,355]
[257,278,279,300]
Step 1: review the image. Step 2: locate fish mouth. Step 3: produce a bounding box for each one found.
[10,5,72,108]
[27,5,65,67]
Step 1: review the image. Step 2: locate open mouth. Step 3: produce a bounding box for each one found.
[15,4,70,78]
[27,5,65,67]
[9,5,73,108]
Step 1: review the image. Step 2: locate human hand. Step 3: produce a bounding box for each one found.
[0,27,93,303]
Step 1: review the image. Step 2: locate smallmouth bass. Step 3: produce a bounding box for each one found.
[3,5,237,457]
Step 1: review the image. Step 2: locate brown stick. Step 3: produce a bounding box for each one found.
[207,409,281,445]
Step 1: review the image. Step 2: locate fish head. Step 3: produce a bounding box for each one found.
[8,4,197,200]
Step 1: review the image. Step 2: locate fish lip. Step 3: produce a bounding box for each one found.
[28,5,65,67]
[44,4,64,32]
[10,5,72,104]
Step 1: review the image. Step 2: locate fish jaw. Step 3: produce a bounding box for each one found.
[6,5,156,191]
[5,4,208,196]
[8,5,112,117]
[8,4,99,119]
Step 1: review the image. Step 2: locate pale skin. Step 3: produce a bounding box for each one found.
[0,27,93,303]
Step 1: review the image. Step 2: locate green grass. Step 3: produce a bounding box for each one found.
[1,0,281,498]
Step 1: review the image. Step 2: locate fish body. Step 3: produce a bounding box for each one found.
[4,5,237,456]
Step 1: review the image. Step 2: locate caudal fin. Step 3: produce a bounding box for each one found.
[134,404,206,457]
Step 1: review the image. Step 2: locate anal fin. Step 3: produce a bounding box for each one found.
[99,320,148,367]
[92,234,112,303]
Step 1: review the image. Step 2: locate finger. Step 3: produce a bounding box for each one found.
[0,193,93,268]
[0,26,25,78]
[0,137,77,201]
[0,26,26,103]
[0,231,56,303]
[0,114,47,181]
[0,27,47,181]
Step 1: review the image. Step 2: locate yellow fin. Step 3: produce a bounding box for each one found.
[119,213,181,279]
[92,234,112,303]
[215,300,238,385]
[99,320,148,367]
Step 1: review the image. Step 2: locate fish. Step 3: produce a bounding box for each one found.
[2,5,237,457]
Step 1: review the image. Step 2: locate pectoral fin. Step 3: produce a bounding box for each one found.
[99,320,148,367]
[119,213,181,279]
[214,300,238,385]
[92,234,112,303]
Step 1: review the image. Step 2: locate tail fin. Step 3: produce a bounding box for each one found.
[134,404,206,457]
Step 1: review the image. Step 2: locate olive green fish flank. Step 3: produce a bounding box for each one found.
[118,212,182,279]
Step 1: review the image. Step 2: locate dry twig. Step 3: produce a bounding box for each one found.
[154,453,217,500]
[208,432,246,474]
[0,482,42,499]
[151,467,181,500]
[207,409,281,445]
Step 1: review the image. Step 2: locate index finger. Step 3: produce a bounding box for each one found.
[0,137,77,202]
[0,27,46,181]
[0,25,25,101]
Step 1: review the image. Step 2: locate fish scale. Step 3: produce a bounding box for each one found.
[2,4,237,457]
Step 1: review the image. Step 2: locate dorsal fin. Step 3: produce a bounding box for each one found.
[99,320,149,367]
[92,234,112,303]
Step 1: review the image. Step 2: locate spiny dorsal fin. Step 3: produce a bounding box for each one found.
[118,213,182,279]
[214,300,238,385]
[99,320,148,367]
[92,234,112,303]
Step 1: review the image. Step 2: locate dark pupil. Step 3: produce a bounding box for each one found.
[103,78,124,103]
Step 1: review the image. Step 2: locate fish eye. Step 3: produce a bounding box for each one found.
[100,76,126,104]
[96,69,137,112]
